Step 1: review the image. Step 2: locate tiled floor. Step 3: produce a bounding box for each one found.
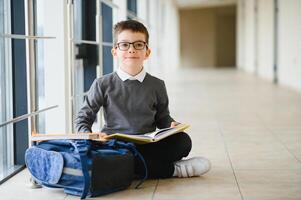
[1,68,301,200]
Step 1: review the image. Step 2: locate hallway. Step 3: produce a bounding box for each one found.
[1,68,301,200]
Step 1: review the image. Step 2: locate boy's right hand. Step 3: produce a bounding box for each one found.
[170,121,181,128]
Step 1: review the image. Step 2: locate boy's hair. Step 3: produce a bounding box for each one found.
[113,20,149,46]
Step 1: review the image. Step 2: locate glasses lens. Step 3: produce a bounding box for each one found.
[133,42,145,50]
[118,42,130,50]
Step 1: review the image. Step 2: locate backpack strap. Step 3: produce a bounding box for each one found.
[132,147,148,189]
[107,140,148,189]
[73,140,91,200]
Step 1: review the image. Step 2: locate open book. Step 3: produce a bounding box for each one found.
[104,123,190,144]
[30,124,190,144]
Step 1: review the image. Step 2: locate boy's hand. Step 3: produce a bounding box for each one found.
[95,132,109,142]
[170,121,180,128]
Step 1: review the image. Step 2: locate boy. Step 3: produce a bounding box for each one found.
[75,20,210,179]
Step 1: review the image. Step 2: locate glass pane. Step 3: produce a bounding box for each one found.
[102,2,113,43]
[127,0,137,14]
[103,46,113,75]
[102,3,113,75]
[34,40,46,133]
[34,0,46,133]
[73,43,99,120]
[74,0,97,41]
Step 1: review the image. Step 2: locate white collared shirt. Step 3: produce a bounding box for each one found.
[116,67,146,82]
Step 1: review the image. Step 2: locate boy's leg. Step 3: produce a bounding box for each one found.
[135,132,192,179]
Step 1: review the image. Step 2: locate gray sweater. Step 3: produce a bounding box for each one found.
[75,72,174,135]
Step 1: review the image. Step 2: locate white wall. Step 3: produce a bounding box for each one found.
[147,0,162,72]
[137,0,148,22]
[113,0,127,21]
[243,0,256,73]
[257,0,274,81]
[237,0,301,92]
[236,0,245,69]
[277,0,301,91]
[161,0,180,70]
[42,0,67,133]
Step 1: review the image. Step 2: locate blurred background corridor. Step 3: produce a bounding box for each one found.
[1,0,301,199]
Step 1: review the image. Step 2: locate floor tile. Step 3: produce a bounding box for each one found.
[65,180,157,200]
[0,170,66,200]
[236,170,301,200]
[153,169,241,200]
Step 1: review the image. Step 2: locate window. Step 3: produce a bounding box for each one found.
[0,0,26,184]
[71,0,115,132]
[1,0,63,184]
[0,0,118,184]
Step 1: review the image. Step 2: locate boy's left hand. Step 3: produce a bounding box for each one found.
[170,121,180,128]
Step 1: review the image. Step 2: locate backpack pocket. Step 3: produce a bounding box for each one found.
[90,151,134,196]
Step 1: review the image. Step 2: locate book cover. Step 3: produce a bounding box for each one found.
[104,123,190,144]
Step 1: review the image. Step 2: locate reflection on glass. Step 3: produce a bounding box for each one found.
[34,0,45,133]
[73,0,97,41]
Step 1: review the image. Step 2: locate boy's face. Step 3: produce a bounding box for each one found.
[111,30,151,73]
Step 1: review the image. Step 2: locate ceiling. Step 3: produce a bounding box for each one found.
[176,0,237,9]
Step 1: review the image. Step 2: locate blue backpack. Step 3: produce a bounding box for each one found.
[25,139,147,199]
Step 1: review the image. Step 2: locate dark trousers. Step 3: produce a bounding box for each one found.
[134,132,192,179]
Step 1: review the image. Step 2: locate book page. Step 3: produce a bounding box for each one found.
[155,128,176,138]
[144,127,173,138]
[105,124,190,144]
[153,124,190,141]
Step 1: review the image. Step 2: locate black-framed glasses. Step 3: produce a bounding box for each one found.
[115,41,148,51]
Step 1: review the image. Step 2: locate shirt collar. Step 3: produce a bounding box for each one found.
[116,67,146,82]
